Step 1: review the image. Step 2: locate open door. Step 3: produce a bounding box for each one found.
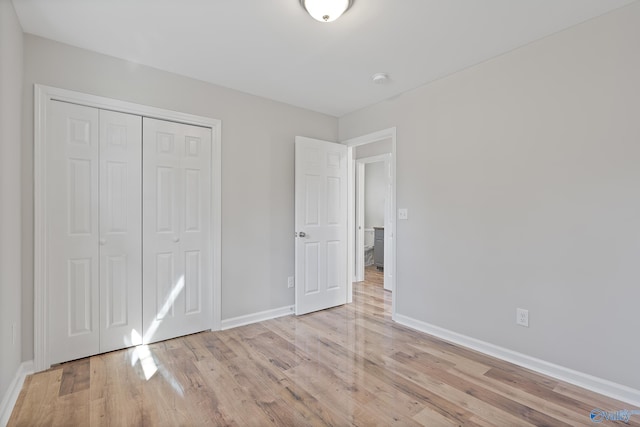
[295,136,348,315]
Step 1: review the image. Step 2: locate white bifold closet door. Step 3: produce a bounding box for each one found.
[142,118,212,344]
[48,101,142,364]
[99,110,143,353]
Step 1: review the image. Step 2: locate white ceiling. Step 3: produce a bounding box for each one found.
[12,0,636,117]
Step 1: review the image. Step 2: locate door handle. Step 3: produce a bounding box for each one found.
[298,232,306,238]
[173,236,180,243]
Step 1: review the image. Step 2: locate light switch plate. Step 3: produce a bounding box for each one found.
[398,208,408,220]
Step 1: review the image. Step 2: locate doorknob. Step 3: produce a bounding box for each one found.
[298,232,306,238]
[173,236,180,243]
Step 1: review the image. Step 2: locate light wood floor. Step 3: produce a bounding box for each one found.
[10,267,640,426]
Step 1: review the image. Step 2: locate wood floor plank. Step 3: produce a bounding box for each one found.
[390,351,574,427]
[412,405,470,427]
[95,349,145,427]
[9,368,62,426]
[9,266,640,426]
[50,389,90,426]
[453,356,638,426]
[283,361,391,426]
[195,357,274,426]
[381,352,539,427]
[276,376,351,426]
[58,358,91,397]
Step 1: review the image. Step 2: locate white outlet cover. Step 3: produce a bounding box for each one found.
[516,308,529,327]
[398,208,408,220]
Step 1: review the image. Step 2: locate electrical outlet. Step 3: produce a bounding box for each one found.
[398,208,408,220]
[516,308,529,327]
[287,276,294,288]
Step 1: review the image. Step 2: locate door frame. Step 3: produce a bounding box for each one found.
[33,85,222,371]
[344,127,397,319]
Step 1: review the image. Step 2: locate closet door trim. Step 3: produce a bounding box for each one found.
[34,84,222,372]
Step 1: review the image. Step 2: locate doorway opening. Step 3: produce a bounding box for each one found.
[344,128,396,320]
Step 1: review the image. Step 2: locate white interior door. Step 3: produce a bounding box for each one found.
[142,117,212,344]
[47,101,100,364]
[295,136,348,315]
[98,110,142,352]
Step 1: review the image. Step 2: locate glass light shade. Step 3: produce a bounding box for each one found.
[301,0,352,23]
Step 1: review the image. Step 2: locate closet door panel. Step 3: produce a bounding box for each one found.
[99,110,143,352]
[143,119,182,342]
[48,101,100,364]
[143,118,212,343]
[182,131,211,320]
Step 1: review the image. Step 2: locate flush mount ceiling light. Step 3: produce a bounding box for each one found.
[300,0,353,23]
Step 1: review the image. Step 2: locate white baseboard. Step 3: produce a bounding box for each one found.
[0,360,34,427]
[395,314,640,408]
[221,305,294,330]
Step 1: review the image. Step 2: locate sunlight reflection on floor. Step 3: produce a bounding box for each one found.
[126,276,186,396]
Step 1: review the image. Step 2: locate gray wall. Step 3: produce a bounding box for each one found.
[365,162,385,228]
[340,3,640,390]
[0,0,23,403]
[21,35,338,360]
